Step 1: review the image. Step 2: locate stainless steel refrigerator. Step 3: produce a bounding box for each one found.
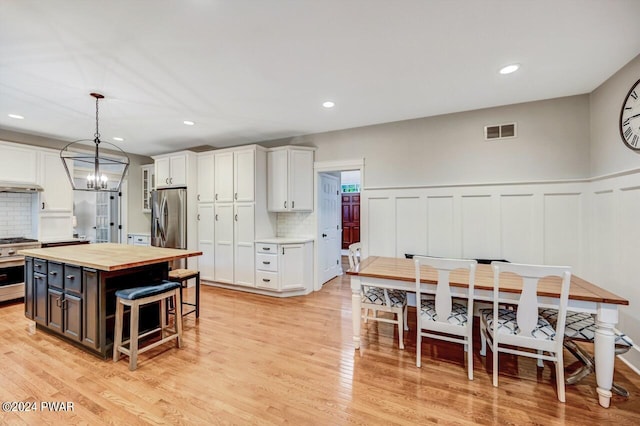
[151,187,187,251]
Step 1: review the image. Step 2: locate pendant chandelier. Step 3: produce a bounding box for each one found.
[60,93,130,192]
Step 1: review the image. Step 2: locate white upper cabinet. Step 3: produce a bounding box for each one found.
[197,153,215,203]
[0,142,38,184]
[214,152,234,202]
[214,149,255,203]
[154,153,188,188]
[267,147,314,212]
[39,151,73,213]
[141,164,155,212]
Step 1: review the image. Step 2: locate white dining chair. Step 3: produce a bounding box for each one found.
[479,261,571,402]
[349,243,408,349]
[414,256,477,379]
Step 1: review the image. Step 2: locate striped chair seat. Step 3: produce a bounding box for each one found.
[480,308,556,340]
[420,296,468,326]
[361,287,407,308]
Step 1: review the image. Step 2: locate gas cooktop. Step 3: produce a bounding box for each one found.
[0,238,39,245]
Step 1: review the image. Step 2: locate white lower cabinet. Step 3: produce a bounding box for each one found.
[214,203,255,287]
[127,233,150,246]
[197,203,215,281]
[255,240,312,293]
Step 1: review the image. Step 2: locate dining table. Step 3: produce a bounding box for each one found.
[347,256,629,408]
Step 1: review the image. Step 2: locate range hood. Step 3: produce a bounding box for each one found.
[0,182,44,193]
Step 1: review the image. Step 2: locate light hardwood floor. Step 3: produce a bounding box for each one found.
[0,261,638,425]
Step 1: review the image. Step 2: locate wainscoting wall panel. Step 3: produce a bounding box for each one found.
[395,196,427,258]
[427,196,456,258]
[543,193,582,269]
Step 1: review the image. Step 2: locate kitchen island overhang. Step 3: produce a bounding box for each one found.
[19,243,202,358]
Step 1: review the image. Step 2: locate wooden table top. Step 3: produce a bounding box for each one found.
[347,256,628,306]
[19,243,202,272]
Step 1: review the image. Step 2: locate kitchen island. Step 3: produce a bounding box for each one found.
[19,243,201,358]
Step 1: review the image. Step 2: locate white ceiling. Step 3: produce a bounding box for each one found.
[1,1,639,157]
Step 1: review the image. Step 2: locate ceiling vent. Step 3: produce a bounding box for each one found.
[484,123,517,140]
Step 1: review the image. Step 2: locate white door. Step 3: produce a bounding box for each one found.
[155,157,171,187]
[214,204,234,283]
[40,151,73,212]
[197,203,215,281]
[169,155,187,185]
[319,173,340,284]
[281,244,305,291]
[234,203,255,287]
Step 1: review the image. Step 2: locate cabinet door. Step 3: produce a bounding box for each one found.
[63,293,82,342]
[0,144,38,184]
[40,151,73,212]
[289,150,314,211]
[82,268,99,349]
[24,257,34,319]
[214,152,234,202]
[197,153,215,203]
[155,157,171,187]
[234,203,255,287]
[142,165,154,212]
[234,150,255,202]
[281,244,306,291]
[267,150,288,211]
[214,204,234,283]
[169,155,187,185]
[33,272,47,325]
[47,288,63,332]
[197,203,215,281]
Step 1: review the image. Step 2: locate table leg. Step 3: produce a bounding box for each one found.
[351,276,362,350]
[595,304,618,408]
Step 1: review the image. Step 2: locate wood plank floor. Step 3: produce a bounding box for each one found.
[1,262,639,425]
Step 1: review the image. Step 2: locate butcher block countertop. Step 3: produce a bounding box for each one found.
[19,243,202,272]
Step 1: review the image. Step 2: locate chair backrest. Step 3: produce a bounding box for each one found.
[414,256,477,324]
[491,261,571,339]
[348,243,362,270]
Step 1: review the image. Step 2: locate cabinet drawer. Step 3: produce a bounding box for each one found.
[256,243,277,254]
[255,271,279,290]
[33,259,47,274]
[256,253,278,272]
[47,262,64,289]
[64,265,82,295]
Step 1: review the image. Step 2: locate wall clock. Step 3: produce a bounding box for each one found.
[620,78,640,150]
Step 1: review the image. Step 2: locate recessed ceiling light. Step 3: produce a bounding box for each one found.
[183,120,195,126]
[499,64,520,75]
[8,114,24,119]
[322,101,335,108]
[113,137,124,142]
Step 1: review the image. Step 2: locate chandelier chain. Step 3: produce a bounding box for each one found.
[94,96,100,140]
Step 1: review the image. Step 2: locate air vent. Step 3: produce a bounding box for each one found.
[485,123,517,140]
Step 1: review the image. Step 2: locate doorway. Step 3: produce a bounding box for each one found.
[73,180,122,243]
[340,170,361,251]
[314,159,364,291]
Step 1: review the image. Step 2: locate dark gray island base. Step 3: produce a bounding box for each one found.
[20,244,202,358]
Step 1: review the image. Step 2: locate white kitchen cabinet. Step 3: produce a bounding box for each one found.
[127,233,150,246]
[197,153,215,203]
[234,203,255,287]
[214,149,255,203]
[0,141,39,184]
[141,164,155,212]
[214,203,234,284]
[39,151,73,213]
[267,147,314,212]
[154,152,189,188]
[255,240,313,293]
[197,203,215,281]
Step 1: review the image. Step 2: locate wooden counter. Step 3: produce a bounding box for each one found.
[21,243,202,358]
[19,243,202,271]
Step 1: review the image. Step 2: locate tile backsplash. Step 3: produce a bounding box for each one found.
[276,211,315,238]
[0,193,34,238]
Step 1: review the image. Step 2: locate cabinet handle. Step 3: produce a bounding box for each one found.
[49,271,57,276]
[170,177,173,184]
[292,201,295,209]
[166,178,169,184]
[234,214,238,221]
[66,275,74,280]
[55,298,62,307]
[42,202,45,210]
[234,192,238,200]
[62,299,68,310]
[263,247,270,251]
[262,278,271,283]
[197,194,201,201]
[35,264,42,269]
[263,261,270,265]
[215,214,218,221]
[215,193,218,201]
[197,214,201,220]
[34,275,42,280]
[284,201,287,209]
[282,247,285,255]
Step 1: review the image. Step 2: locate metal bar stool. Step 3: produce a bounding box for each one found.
[168,269,200,318]
[113,281,183,371]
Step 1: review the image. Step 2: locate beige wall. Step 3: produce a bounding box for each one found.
[277,95,591,188]
[0,129,152,235]
[590,54,640,176]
